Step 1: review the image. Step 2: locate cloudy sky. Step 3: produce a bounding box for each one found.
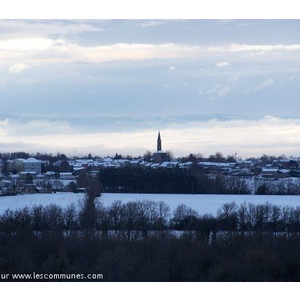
[0,19,300,157]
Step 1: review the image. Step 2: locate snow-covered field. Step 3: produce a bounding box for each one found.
[0,193,84,215]
[101,193,300,215]
[1,192,300,215]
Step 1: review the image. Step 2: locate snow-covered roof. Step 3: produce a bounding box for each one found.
[262,168,278,172]
[129,160,141,164]
[103,163,119,168]
[1,180,12,184]
[153,151,168,154]
[150,163,160,168]
[159,162,170,167]
[20,171,37,174]
[75,159,94,163]
[237,160,252,164]
[9,174,19,178]
[275,159,293,163]
[103,157,113,162]
[15,158,25,162]
[45,171,55,175]
[278,169,290,174]
[24,158,41,163]
[73,167,85,171]
[111,159,128,165]
[198,162,235,168]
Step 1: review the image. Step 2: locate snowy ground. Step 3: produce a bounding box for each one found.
[100,193,300,215]
[0,193,84,215]
[1,192,300,215]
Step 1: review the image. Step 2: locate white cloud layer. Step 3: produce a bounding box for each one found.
[216,62,230,67]
[1,116,300,158]
[0,20,103,38]
[1,36,300,66]
[138,20,167,28]
[210,44,300,53]
[9,63,26,74]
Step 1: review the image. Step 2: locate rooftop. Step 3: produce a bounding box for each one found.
[24,158,41,164]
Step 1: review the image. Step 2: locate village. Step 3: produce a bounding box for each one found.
[0,138,300,196]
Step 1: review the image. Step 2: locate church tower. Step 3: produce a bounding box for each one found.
[152,131,170,163]
[157,131,162,151]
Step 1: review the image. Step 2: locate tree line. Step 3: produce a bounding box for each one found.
[98,167,249,194]
[2,198,300,235]
[256,180,300,195]
[2,195,300,281]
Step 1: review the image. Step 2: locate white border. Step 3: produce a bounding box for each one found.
[0,0,300,19]
[1,0,300,295]
[1,282,299,299]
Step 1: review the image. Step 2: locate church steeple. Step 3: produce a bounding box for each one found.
[157,131,162,151]
[153,131,170,163]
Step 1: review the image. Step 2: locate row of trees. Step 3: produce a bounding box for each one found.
[2,198,300,236]
[0,200,170,236]
[98,167,300,195]
[98,167,250,194]
[256,180,300,195]
[3,190,300,281]
[3,225,300,281]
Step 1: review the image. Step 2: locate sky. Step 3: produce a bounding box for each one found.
[0,19,300,158]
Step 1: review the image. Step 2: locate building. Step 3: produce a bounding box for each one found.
[59,172,75,179]
[23,158,42,174]
[152,132,170,163]
[261,168,290,179]
[261,168,279,178]
[11,158,25,173]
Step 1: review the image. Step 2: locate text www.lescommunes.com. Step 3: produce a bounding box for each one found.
[0,272,103,281]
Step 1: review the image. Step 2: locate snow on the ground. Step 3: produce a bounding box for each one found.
[100,193,300,215]
[1,193,300,215]
[0,193,84,214]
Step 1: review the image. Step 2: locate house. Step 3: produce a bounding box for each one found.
[9,158,25,173]
[273,159,298,169]
[23,158,42,173]
[278,169,291,178]
[261,168,278,178]
[59,172,75,180]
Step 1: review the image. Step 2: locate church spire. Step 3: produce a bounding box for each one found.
[157,131,162,151]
